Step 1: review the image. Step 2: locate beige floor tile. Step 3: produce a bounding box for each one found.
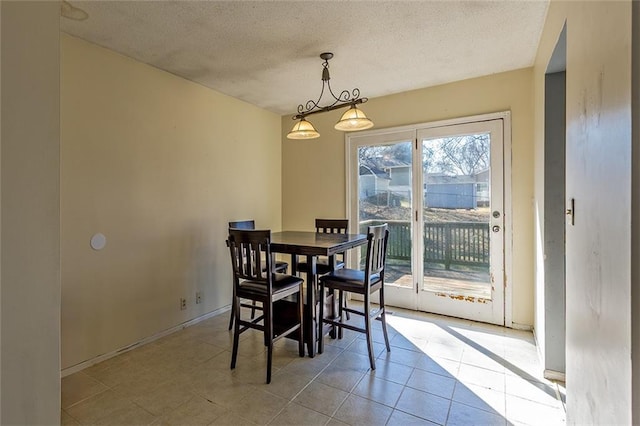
[387,332,426,352]
[61,410,80,425]
[192,376,257,409]
[229,388,289,425]
[386,409,439,425]
[269,402,330,426]
[325,418,349,426]
[457,363,506,392]
[505,375,562,408]
[333,394,393,426]
[461,346,506,373]
[367,358,414,385]
[452,381,506,416]
[131,380,196,417]
[293,381,349,417]
[265,369,317,400]
[447,400,506,426]
[62,308,565,426]
[332,350,374,373]
[505,394,566,426]
[153,395,228,426]
[110,369,172,400]
[94,405,156,426]
[406,368,456,399]
[66,390,155,425]
[323,329,359,349]
[422,341,465,362]
[352,375,404,407]
[395,387,451,425]
[61,371,109,409]
[82,358,152,389]
[208,411,257,425]
[316,366,365,393]
[345,338,387,359]
[413,355,459,379]
[311,343,346,366]
[377,346,424,367]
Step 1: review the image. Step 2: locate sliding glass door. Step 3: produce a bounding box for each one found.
[347,117,506,325]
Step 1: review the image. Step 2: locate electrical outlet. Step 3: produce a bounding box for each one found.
[180,298,187,310]
[196,292,202,304]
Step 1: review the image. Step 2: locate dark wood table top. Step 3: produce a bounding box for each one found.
[270,231,367,256]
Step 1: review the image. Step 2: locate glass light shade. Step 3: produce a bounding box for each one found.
[334,105,374,131]
[287,118,320,139]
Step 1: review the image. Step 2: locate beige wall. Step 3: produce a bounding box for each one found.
[1,1,61,423]
[282,68,535,327]
[533,1,633,423]
[61,35,282,369]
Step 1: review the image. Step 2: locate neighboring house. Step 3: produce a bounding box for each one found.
[425,169,490,209]
[358,164,390,199]
[360,158,490,209]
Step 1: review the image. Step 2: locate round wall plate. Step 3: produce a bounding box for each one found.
[90,233,106,250]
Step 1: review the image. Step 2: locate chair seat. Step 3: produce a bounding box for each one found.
[320,268,381,293]
[239,273,303,296]
[297,257,344,275]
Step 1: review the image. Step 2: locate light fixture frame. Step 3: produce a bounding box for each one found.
[291,52,369,121]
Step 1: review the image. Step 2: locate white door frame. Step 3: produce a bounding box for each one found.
[345,111,513,327]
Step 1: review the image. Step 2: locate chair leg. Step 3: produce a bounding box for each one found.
[228,295,235,331]
[250,300,257,320]
[230,297,241,369]
[344,295,350,321]
[338,290,344,340]
[317,282,325,355]
[329,289,340,339]
[364,294,376,370]
[336,290,343,338]
[379,286,391,352]
[265,301,273,384]
[298,287,305,357]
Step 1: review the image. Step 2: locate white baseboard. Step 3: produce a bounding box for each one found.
[544,369,566,382]
[61,305,231,378]
[510,322,533,331]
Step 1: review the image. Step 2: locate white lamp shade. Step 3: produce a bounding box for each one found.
[334,105,374,131]
[287,118,320,139]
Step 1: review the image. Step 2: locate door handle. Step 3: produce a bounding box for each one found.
[492,225,500,233]
[566,198,575,226]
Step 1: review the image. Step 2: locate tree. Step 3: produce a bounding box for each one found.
[426,134,489,176]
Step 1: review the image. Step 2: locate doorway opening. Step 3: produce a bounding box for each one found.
[542,23,567,380]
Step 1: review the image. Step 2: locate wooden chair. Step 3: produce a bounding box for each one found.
[227,229,304,384]
[318,223,391,370]
[296,219,351,320]
[227,220,288,330]
[296,219,349,275]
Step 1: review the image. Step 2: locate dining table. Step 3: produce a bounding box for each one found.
[270,230,368,357]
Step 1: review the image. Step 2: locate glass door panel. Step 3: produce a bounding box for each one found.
[422,134,491,298]
[348,131,416,310]
[417,120,504,325]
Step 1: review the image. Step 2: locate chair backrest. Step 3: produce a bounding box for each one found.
[229,220,256,230]
[364,223,389,284]
[315,219,348,234]
[227,229,273,289]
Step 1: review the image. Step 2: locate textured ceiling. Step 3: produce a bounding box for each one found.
[61,1,549,116]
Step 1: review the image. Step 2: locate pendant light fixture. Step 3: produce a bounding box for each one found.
[287,53,373,140]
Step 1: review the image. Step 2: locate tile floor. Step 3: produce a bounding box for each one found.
[61,305,566,425]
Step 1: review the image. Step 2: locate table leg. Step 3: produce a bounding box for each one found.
[306,254,317,357]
